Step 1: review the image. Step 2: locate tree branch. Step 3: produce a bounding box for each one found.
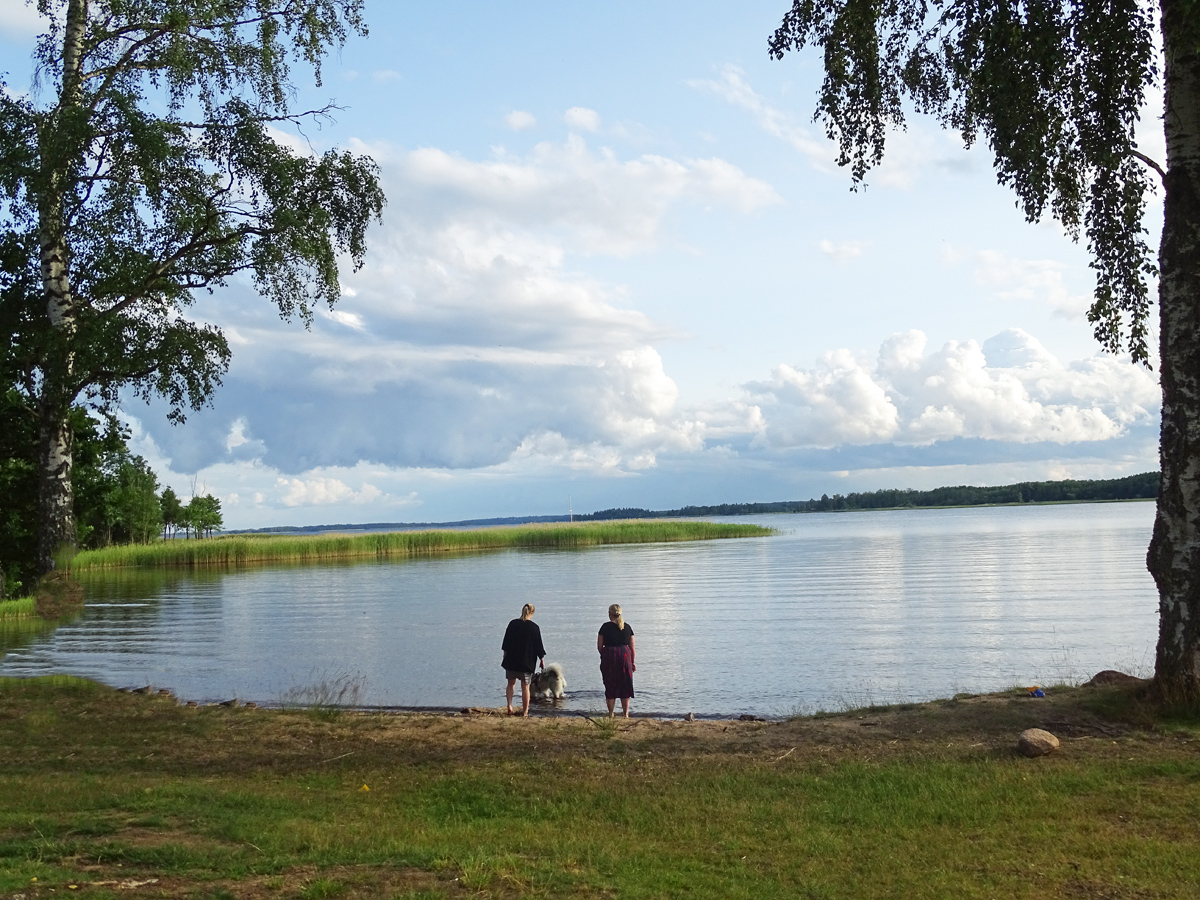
[1131,149,1166,185]
[79,24,174,119]
[96,218,275,319]
[65,133,115,226]
[173,105,344,130]
[79,362,160,393]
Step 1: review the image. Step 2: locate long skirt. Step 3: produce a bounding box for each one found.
[599,644,635,699]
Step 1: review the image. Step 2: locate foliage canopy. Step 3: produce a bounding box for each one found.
[770,0,1200,697]
[0,0,384,572]
[769,0,1160,362]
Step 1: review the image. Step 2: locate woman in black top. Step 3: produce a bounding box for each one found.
[597,603,635,717]
[502,603,545,717]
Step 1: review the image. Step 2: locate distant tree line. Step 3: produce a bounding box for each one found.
[1,395,222,599]
[582,473,1160,520]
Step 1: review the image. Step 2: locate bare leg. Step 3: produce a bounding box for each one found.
[621,697,630,718]
[506,678,516,715]
[521,681,532,717]
[606,697,615,717]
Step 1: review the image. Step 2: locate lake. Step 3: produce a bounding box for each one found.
[0,502,1160,717]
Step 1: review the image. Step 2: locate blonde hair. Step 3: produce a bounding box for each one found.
[608,604,624,630]
[521,603,535,620]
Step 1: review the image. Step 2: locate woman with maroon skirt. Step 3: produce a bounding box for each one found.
[597,603,635,717]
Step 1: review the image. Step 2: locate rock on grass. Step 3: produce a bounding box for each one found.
[1017,728,1060,757]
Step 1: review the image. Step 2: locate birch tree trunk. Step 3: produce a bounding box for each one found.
[1148,0,1200,699]
[34,0,88,574]
[36,404,75,572]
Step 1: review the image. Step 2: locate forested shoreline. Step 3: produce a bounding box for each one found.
[235,472,1160,536]
[0,401,224,599]
[584,472,1159,520]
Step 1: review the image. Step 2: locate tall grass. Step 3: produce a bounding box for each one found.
[0,596,56,646]
[0,596,36,620]
[69,520,773,571]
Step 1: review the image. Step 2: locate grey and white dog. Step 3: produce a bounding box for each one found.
[530,663,566,700]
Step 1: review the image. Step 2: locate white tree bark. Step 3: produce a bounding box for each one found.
[35,0,88,573]
[1149,0,1200,698]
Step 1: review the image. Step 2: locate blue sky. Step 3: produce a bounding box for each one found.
[1,1,1163,527]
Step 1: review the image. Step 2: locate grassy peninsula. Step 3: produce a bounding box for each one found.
[68,520,773,571]
[1,676,1197,899]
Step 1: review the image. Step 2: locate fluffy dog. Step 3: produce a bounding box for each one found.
[530,663,566,700]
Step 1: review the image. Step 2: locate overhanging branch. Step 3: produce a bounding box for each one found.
[1132,149,1166,185]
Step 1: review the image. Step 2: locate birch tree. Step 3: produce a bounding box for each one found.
[0,0,384,574]
[769,0,1200,699]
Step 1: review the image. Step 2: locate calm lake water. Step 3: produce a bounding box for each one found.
[1,503,1160,717]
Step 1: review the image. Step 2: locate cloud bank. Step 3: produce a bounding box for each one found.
[141,135,775,481]
[127,134,1157,524]
[746,329,1157,450]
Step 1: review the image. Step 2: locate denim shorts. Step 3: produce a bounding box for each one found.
[505,669,532,685]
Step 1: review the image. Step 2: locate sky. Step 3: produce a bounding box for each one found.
[0,1,1165,528]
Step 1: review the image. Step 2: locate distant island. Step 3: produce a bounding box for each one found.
[233,472,1158,535]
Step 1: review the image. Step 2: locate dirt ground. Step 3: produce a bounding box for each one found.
[35,673,1185,776]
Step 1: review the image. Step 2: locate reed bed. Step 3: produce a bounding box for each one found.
[0,596,55,643]
[0,596,36,620]
[68,520,773,571]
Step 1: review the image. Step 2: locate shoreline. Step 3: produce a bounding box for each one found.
[110,690,774,722]
[222,495,1159,538]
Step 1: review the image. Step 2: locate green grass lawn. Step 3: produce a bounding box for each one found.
[1,676,1198,899]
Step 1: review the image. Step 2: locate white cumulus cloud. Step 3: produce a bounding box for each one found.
[321,308,366,330]
[389,135,780,256]
[748,350,900,448]
[819,239,867,263]
[564,106,601,132]
[278,476,384,507]
[505,110,537,131]
[747,328,1158,449]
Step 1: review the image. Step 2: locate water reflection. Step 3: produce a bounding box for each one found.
[1,503,1159,716]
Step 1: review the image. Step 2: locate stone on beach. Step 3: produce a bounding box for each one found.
[1017,728,1060,757]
